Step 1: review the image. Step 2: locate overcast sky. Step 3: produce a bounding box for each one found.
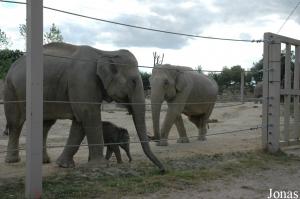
[1,0,300,72]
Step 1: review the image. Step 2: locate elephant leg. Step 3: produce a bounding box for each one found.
[175,115,189,143]
[83,120,105,164]
[105,146,113,160]
[43,120,56,163]
[188,115,207,141]
[159,104,185,146]
[5,123,24,163]
[113,146,123,164]
[198,118,207,141]
[56,120,84,168]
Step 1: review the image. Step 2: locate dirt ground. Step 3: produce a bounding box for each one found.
[0,101,299,198]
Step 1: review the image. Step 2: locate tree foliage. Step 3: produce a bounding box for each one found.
[0,29,10,49]
[206,50,295,93]
[207,65,244,92]
[0,49,23,79]
[19,23,64,44]
[140,71,151,90]
[44,23,64,44]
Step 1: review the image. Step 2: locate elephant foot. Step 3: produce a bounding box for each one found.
[87,157,109,168]
[43,153,51,164]
[198,135,207,141]
[177,137,190,143]
[5,155,21,163]
[156,139,168,146]
[148,135,160,142]
[56,156,75,168]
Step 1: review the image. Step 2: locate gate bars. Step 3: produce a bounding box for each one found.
[262,32,300,153]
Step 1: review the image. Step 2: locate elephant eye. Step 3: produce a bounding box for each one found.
[164,79,169,85]
[130,78,137,88]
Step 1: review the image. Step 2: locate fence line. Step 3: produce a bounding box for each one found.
[0,125,262,155]
[0,99,261,105]
[0,0,264,43]
[11,52,265,74]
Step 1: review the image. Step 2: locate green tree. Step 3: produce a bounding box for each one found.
[19,24,26,39]
[140,71,151,90]
[19,23,63,44]
[44,23,63,44]
[247,50,295,84]
[207,65,244,93]
[0,29,10,49]
[197,65,203,73]
[0,49,23,79]
[249,59,263,82]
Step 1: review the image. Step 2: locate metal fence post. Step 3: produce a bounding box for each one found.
[262,33,270,150]
[25,0,43,198]
[262,33,281,153]
[283,44,291,143]
[295,45,300,140]
[240,70,245,103]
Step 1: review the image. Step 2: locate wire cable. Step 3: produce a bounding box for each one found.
[0,125,262,154]
[277,0,300,33]
[0,0,264,43]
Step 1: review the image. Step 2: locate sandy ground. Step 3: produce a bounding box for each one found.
[0,101,299,198]
[0,101,262,177]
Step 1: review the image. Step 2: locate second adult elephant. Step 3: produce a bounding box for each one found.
[4,42,164,172]
[150,64,218,146]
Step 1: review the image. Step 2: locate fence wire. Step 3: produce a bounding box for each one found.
[0,0,264,43]
[0,125,262,155]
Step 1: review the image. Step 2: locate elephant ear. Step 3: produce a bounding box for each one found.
[175,71,187,92]
[96,55,118,90]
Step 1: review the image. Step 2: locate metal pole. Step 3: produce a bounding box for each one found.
[240,70,245,103]
[25,0,43,198]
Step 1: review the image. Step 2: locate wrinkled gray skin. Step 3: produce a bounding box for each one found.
[150,64,218,146]
[3,121,132,163]
[102,121,132,163]
[254,81,263,104]
[4,42,164,172]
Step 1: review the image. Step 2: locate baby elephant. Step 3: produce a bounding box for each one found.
[103,121,132,163]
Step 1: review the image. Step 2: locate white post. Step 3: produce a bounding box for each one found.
[263,33,281,153]
[262,33,270,149]
[240,70,245,103]
[284,44,291,143]
[295,46,300,140]
[26,0,43,198]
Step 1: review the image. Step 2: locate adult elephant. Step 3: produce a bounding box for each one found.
[150,64,218,146]
[4,42,165,172]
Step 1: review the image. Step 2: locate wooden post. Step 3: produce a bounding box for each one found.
[284,44,291,143]
[240,70,245,103]
[263,33,281,153]
[25,0,43,198]
[295,45,300,140]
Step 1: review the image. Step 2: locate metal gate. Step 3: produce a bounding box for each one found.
[262,32,300,153]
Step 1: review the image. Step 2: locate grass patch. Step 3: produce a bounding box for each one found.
[0,150,299,199]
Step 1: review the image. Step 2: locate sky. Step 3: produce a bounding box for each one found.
[1,0,300,72]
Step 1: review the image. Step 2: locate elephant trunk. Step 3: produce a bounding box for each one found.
[130,84,165,173]
[150,87,164,141]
